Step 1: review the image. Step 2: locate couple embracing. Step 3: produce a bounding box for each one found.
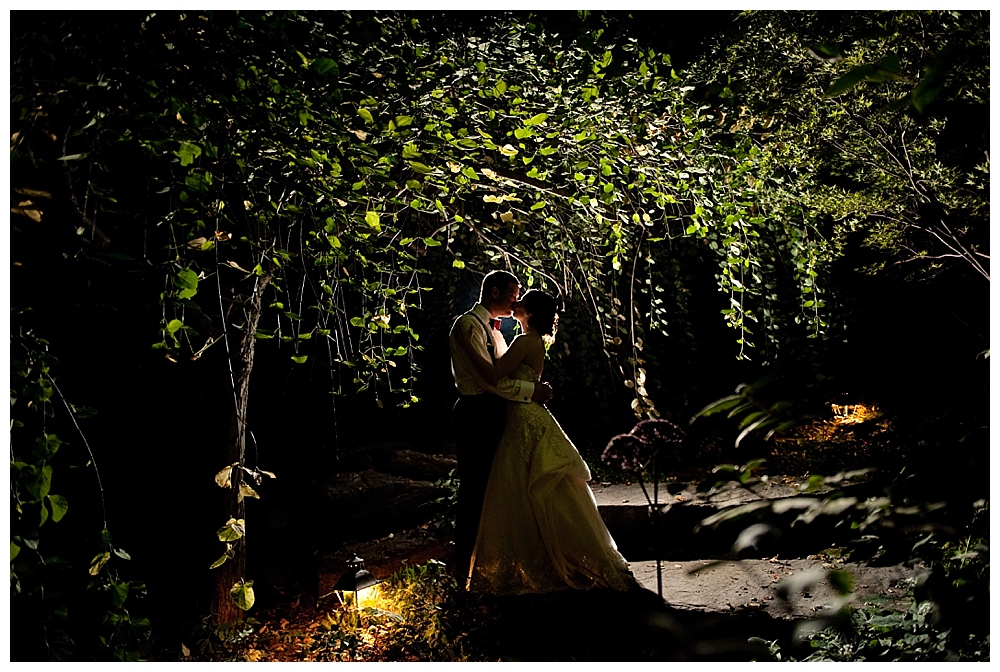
[449,270,635,595]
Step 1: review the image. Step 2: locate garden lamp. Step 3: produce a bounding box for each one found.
[333,553,380,608]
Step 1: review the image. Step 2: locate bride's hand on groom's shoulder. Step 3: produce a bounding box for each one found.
[532,382,553,403]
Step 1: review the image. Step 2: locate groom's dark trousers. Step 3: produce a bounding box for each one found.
[452,392,506,584]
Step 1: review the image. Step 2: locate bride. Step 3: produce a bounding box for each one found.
[465,289,635,594]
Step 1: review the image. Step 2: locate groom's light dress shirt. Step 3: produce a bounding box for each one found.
[449,303,534,403]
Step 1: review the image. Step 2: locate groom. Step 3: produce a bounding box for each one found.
[449,270,553,580]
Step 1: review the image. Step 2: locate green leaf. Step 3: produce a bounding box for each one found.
[11,542,20,561]
[875,54,901,75]
[423,237,442,247]
[175,269,199,299]
[47,494,69,523]
[365,211,381,230]
[217,518,245,542]
[23,465,53,501]
[524,112,549,126]
[691,394,743,420]
[825,64,876,97]
[311,58,339,76]
[33,433,62,460]
[230,580,255,611]
[408,161,433,175]
[806,42,843,62]
[402,143,421,159]
[175,142,201,166]
[358,108,374,124]
[530,201,546,210]
[911,72,943,113]
[452,259,466,269]
[112,580,129,608]
[291,355,308,364]
[166,319,184,334]
[394,115,413,127]
[735,416,769,448]
[738,411,767,430]
[209,552,229,570]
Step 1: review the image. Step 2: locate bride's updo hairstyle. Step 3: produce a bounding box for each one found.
[520,290,559,344]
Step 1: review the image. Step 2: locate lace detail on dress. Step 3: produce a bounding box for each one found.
[505,364,575,464]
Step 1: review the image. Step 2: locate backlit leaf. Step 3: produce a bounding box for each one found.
[209,552,229,570]
[11,201,42,222]
[175,142,201,166]
[214,464,234,488]
[175,269,199,299]
[230,580,255,611]
[217,518,245,542]
[238,483,260,501]
[89,551,111,576]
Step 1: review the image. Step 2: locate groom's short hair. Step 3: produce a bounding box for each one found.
[480,270,518,301]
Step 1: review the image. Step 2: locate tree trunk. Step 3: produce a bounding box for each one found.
[213,274,270,625]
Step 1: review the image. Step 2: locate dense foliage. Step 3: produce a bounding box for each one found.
[10,9,987,660]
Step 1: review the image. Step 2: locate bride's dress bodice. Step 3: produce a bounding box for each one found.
[504,363,590,477]
[510,362,539,383]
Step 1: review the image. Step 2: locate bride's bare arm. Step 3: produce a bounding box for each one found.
[489,336,533,383]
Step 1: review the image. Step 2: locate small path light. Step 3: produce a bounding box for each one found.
[332,553,380,609]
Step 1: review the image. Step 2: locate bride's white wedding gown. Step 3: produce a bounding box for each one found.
[467,364,634,594]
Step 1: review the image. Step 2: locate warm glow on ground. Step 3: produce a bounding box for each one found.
[830,402,882,425]
[357,584,383,609]
[777,401,890,446]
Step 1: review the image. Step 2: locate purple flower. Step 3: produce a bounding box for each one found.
[601,419,686,473]
[601,434,646,472]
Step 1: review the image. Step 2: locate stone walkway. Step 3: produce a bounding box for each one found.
[591,477,919,619]
[630,557,915,619]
